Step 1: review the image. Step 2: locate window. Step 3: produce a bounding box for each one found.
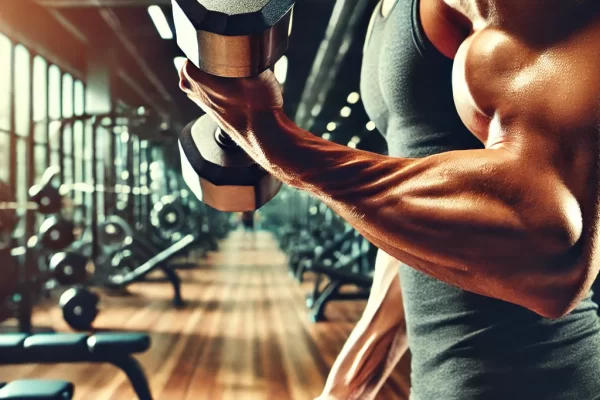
[0,33,11,133]
[13,139,27,238]
[63,124,72,156]
[62,73,73,118]
[96,126,106,221]
[33,56,48,143]
[74,80,84,116]
[63,123,73,190]
[48,65,61,167]
[48,65,61,121]
[0,133,8,182]
[73,80,85,204]
[83,122,94,224]
[73,121,84,204]
[14,45,30,137]
[34,143,47,182]
[63,156,73,188]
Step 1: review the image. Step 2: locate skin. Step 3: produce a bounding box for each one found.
[179,0,600,397]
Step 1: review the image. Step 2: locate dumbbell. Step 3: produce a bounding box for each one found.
[172,0,295,212]
[0,168,62,216]
[59,286,99,331]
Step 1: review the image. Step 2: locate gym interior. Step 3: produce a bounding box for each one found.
[3,1,600,400]
[0,1,408,399]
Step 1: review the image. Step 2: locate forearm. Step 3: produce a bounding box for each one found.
[319,252,408,400]
[241,111,584,316]
[321,320,407,400]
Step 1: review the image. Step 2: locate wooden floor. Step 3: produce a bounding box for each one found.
[0,230,410,399]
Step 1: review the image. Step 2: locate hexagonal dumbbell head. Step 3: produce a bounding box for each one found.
[179,115,282,212]
[172,0,295,77]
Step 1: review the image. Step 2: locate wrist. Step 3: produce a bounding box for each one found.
[241,109,304,182]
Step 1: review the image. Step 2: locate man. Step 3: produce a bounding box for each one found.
[179,0,600,398]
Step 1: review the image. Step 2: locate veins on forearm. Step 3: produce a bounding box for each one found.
[241,111,582,313]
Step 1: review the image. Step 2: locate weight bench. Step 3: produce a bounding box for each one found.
[108,234,196,307]
[294,228,357,282]
[0,380,74,400]
[308,253,374,323]
[0,332,152,400]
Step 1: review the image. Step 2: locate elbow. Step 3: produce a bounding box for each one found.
[532,245,587,321]
[538,292,583,320]
[530,211,586,320]
[533,193,583,256]
[538,298,579,320]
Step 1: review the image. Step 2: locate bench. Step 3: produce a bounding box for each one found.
[0,380,74,400]
[106,234,196,307]
[0,332,152,400]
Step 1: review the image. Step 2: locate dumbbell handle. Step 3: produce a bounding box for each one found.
[209,64,277,150]
[214,127,239,149]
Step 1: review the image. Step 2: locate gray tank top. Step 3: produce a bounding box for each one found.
[360,1,600,399]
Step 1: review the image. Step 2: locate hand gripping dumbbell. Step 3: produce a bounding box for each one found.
[172,0,295,212]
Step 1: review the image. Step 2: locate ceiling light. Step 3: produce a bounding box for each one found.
[148,6,173,40]
[347,92,360,104]
[348,142,357,148]
[322,133,331,140]
[274,56,288,84]
[327,122,337,131]
[350,136,361,143]
[311,104,322,117]
[366,121,376,131]
[340,106,352,118]
[174,57,186,72]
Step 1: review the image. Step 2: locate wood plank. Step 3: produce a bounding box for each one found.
[0,230,410,399]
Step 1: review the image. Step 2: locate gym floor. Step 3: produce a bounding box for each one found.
[0,231,410,400]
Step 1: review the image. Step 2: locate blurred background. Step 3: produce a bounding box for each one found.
[0,0,387,240]
[0,2,415,400]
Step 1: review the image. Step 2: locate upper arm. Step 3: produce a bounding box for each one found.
[462,27,600,150]
[458,23,600,313]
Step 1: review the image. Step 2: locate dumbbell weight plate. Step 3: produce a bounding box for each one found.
[38,216,75,251]
[172,0,294,77]
[179,115,282,212]
[98,216,134,250]
[102,243,153,286]
[151,196,186,234]
[49,252,88,286]
[28,167,62,215]
[109,248,138,275]
[59,286,99,331]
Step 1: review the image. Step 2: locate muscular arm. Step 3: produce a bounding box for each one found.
[317,250,409,400]
[180,17,600,318]
[244,110,585,318]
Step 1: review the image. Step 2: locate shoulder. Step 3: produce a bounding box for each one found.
[461,17,600,132]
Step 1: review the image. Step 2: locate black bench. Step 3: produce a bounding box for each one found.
[106,234,195,307]
[307,242,377,323]
[0,333,152,400]
[0,380,74,400]
[294,228,357,282]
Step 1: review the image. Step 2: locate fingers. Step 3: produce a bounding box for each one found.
[178,60,215,116]
[179,60,210,100]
